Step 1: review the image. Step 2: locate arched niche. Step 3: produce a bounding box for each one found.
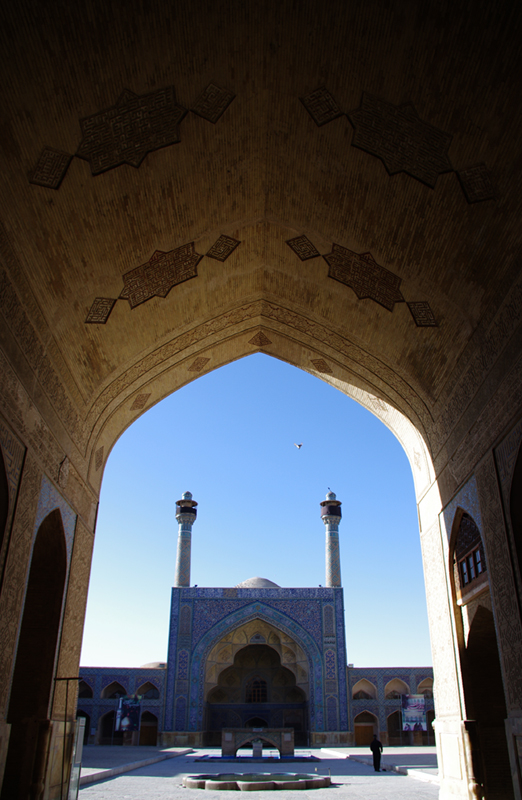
[384,678,409,699]
[136,681,160,699]
[352,678,377,700]
[2,509,67,800]
[387,709,405,745]
[417,677,433,697]
[139,711,158,746]
[449,511,488,608]
[78,680,93,699]
[461,606,512,798]
[97,710,123,746]
[354,711,378,745]
[204,618,309,700]
[448,508,512,798]
[205,642,308,746]
[100,681,127,699]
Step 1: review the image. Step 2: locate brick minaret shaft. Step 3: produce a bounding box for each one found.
[174,491,198,587]
[320,491,342,587]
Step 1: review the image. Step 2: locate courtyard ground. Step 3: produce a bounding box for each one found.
[79,746,439,800]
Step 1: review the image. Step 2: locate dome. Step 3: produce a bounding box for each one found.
[235,577,280,589]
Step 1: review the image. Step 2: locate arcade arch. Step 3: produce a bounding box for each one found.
[385,678,409,699]
[100,681,127,700]
[352,679,377,700]
[354,711,378,746]
[139,712,158,746]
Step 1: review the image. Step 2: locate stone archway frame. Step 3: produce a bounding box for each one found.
[84,299,436,499]
[187,604,324,733]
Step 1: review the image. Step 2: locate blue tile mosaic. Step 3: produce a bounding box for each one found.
[164,589,180,730]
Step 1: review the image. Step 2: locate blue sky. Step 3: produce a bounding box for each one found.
[80,354,432,668]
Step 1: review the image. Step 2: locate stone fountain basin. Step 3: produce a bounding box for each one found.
[183,773,331,790]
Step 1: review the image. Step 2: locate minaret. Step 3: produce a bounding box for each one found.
[320,490,342,587]
[174,491,198,587]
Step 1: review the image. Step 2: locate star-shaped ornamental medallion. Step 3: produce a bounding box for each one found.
[348,94,453,187]
[120,244,202,309]
[76,87,187,174]
[325,244,404,311]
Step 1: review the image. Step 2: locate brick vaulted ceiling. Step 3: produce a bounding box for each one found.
[0,0,521,465]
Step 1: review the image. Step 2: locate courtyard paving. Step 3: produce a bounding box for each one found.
[79,747,439,800]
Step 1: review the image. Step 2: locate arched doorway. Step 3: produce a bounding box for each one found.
[450,511,513,799]
[1,509,67,800]
[205,642,308,746]
[463,606,512,799]
[387,709,405,746]
[139,711,158,745]
[98,710,123,746]
[354,711,378,746]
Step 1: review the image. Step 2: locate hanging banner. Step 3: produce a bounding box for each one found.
[401,694,426,731]
[115,696,141,732]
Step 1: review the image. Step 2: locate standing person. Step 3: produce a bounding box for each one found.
[370,734,383,772]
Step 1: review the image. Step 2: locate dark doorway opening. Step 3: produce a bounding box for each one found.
[2,509,67,800]
[98,711,123,745]
[463,606,513,800]
[139,711,158,745]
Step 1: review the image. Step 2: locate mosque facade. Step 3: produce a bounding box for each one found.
[77,492,434,748]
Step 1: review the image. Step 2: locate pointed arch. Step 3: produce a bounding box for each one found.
[384,678,409,698]
[78,679,93,699]
[100,681,127,699]
[2,509,67,799]
[352,678,377,700]
[184,602,323,733]
[136,680,160,699]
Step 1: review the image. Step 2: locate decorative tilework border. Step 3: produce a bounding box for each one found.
[334,589,349,729]
[164,589,181,730]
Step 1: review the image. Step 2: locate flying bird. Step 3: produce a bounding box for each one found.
[294,443,303,449]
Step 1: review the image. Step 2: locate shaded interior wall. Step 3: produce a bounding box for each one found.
[509,448,522,599]
[1,509,67,800]
[0,449,7,562]
[463,606,513,800]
